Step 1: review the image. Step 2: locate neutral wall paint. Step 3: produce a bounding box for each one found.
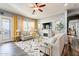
[38,12,67,35]
[0,9,36,41]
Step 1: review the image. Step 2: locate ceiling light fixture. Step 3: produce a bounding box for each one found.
[31,3,46,14]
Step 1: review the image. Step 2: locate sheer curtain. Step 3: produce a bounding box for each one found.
[23,19,35,33]
[24,19,28,32]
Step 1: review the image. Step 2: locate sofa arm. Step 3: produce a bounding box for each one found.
[21,35,24,40]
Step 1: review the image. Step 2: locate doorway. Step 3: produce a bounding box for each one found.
[0,16,11,43]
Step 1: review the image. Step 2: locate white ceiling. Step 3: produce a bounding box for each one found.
[0,3,79,19]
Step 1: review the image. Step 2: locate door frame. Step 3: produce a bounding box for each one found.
[0,15,12,43]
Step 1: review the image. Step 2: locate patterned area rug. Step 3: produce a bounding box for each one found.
[15,39,44,56]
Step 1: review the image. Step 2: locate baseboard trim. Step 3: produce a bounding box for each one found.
[0,41,14,44]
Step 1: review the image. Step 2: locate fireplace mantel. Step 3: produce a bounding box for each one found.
[42,29,52,38]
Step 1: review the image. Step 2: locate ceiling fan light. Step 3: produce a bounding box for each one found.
[34,8,38,10]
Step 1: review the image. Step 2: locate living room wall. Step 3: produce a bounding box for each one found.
[38,12,67,35]
[0,9,23,41]
[21,18,36,32]
[0,9,36,41]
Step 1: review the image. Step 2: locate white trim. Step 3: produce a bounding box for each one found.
[0,15,12,43]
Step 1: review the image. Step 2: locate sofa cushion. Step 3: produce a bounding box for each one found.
[21,31,33,41]
[21,32,30,36]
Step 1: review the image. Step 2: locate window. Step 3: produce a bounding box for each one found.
[23,18,35,32]
[24,19,28,32]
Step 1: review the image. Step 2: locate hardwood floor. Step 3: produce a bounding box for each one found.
[62,35,79,56]
[0,36,79,56]
[0,42,28,56]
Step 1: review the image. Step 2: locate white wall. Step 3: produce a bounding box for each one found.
[38,12,67,35]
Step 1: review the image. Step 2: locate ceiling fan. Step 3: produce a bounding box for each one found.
[31,3,46,14]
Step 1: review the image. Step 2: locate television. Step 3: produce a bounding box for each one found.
[43,22,52,29]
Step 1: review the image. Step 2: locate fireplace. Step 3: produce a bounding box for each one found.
[43,33,48,37]
[42,22,52,38]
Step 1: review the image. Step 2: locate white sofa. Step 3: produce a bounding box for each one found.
[40,33,66,56]
[52,33,65,56]
[21,32,33,41]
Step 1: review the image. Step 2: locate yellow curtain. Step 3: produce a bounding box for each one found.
[21,16,24,32]
[35,19,38,30]
[12,16,18,41]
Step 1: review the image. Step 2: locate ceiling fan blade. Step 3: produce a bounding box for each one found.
[32,10,35,14]
[38,9,43,12]
[39,4,46,7]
